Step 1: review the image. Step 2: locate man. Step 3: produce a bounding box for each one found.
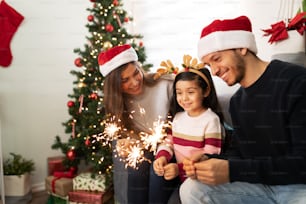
[180,15,306,204]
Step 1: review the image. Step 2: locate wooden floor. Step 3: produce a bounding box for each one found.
[2,190,114,204]
[29,191,49,204]
[0,191,49,204]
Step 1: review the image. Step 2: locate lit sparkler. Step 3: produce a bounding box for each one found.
[104,122,121,141]
[141,116,169,155]
[125,143,148,169]
[101,108,171,169]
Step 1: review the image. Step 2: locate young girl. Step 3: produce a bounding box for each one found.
[153,56,224,203]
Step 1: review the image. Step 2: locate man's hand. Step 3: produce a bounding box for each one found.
[183,154,230,185]
[194,158,230,185]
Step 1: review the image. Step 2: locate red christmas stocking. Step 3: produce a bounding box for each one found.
[0,0,24,67]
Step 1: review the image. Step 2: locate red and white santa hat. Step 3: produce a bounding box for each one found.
[98,44,138,76]
[198,16,257,60]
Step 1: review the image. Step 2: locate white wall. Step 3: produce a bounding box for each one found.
[0,0,299,191]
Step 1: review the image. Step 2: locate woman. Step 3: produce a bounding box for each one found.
[98,44,177,204]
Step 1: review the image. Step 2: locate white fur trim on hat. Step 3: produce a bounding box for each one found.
[98,45,138,76]
[197,30,257,60]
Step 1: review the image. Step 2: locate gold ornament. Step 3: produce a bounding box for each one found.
[103,41,113,50]
[78,82,87,88]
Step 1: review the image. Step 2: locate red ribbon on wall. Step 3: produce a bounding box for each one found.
[262,12,306,44]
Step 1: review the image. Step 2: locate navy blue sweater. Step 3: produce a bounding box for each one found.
[218,60,306,185]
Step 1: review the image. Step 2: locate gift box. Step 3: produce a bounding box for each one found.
[73,172,106,192]
[45,176,73,197]
[68,187,113,204]
[46,192,69,204]
[47,156,66,176]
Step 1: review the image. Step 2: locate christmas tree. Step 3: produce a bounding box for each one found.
[52,0,152,185]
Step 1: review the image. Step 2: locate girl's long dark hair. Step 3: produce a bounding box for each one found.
[169,68,224,124]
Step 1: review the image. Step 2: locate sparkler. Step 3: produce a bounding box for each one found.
[93,116,122,146]
[125,142,150,169]
[141,116,169,155]
[101,108,171,169]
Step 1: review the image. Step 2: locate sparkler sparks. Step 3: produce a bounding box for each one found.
[101,108,171,169]
[141,117,169,154]
[104,122,121,140]
[125,143,150,169]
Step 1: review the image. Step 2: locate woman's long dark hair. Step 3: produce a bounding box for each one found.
[103,61,160,133]
[169,68,224,124]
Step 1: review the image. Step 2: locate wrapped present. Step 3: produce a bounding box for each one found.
[73,172,106,192]
[47,192,69,204]
[47,156,66,175]
[45,175,73,197]
[68,187,114,204]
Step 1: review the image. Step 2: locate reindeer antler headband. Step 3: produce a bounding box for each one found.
[154,55,211,94]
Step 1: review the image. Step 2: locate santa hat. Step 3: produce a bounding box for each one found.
[98,44,138,76]
[198,16,257,60]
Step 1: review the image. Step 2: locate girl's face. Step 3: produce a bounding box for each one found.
[175,80,206,117]
[121,63,144,95]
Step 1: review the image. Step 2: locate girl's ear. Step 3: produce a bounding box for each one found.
[203,87,210,98]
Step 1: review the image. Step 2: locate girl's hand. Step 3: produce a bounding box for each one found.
[153,156,167,176]
[163,163,179,180]
[183,153,207,179]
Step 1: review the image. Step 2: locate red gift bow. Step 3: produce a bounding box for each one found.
[51,169,75,193]
[262,12,306,44]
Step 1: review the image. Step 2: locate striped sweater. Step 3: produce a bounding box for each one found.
[156,108,222,181]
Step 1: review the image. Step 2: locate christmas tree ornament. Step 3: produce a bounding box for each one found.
[105,23,114,32]
[78,82,86,88]
[67,100,75,108]
[89,93,98,100]
[0,1,24,67]
[124,17,129,22]
[113,0,119,6]
[113,12,122,27]
[74,57,83,67]
[87,15,94,22]
[78,95,84,113]
[103,41,113,50]
[67,149,76,161]
[85,138,91,146]
[71,121,76,138]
